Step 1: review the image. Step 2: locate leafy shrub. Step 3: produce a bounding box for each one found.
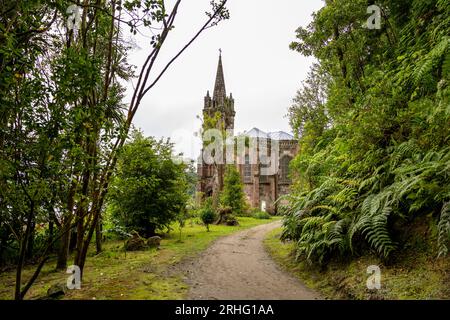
[108,130,189,238]
[103,217,132,240]
[200,207,217,232]
[253,211,272,220]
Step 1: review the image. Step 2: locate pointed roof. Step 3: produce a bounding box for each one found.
[268,131,295,141]
[244,128,268,138]
[242,128,295,141]
[213,52,226,102]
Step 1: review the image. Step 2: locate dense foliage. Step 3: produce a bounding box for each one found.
[108,131,190,238]
[282,0,450,265]
[0,0,228,299]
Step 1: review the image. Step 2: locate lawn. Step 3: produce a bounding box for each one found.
[0,217,278,300]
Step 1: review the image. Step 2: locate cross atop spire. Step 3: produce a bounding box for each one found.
[213,51,226,103]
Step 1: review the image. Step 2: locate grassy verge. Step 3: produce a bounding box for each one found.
[0,217,278,300]
[264,227,450,300]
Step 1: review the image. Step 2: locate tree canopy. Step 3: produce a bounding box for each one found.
[282,0,450,265]
[0,0,229,299]
[108,130,189,238]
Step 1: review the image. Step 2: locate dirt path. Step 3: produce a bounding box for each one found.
[185,221,321,300]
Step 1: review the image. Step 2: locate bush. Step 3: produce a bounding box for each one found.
[253,211,272,220]
[200,208,217,232]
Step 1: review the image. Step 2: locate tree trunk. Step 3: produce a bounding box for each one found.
[75,209,100,279]
[95,219,102,254]
[25,221,35,260]
[56,220,71,270]
[15,202,35,300]
[0,232,6,266]
[69,230,77,251]
[48,219,54,251]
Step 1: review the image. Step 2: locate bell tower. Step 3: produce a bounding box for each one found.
[198,51,236,198]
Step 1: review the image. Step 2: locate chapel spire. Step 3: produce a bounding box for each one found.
[203,50,235,131]
[213,49,226,104]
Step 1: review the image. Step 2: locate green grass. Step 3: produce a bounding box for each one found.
[0,217,278,300]
[264,227,450,300]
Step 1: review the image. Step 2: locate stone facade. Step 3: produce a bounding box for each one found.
[197,54,298,214]
[235,129,298,214]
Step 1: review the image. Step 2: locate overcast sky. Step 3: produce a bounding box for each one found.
[127,0,324,160]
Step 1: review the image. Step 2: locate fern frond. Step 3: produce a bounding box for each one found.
[329,187,358,207]
[350,192,396,257]
[438,202,450,258]
[359,175,378,193]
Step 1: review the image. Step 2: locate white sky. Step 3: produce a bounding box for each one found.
[127,0,324,160]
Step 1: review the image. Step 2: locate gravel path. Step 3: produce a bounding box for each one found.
[186,221,321,300]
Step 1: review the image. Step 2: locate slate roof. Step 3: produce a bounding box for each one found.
[243,128,295,141]
[267,131,295,141]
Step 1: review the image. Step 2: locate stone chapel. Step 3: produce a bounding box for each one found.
[197,53,298,214]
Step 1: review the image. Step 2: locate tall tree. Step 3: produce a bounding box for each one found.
[0,0,229,300]
[221,165,247,216]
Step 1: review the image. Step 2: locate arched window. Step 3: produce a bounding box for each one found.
[280,156,292,182]
[244,154,251,180]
